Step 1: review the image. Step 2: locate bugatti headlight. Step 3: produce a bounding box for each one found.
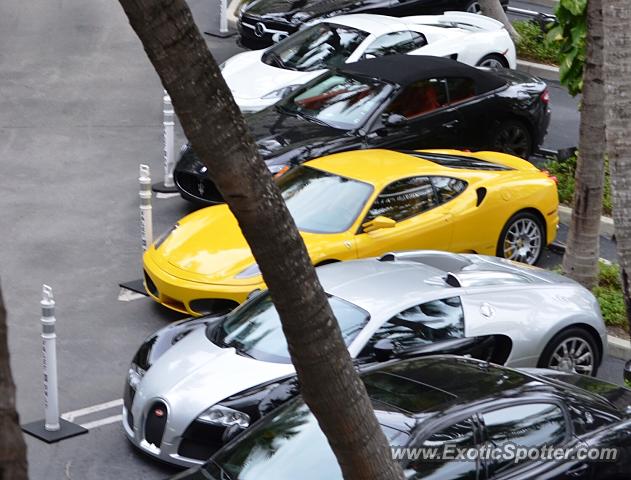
[261,84,301,100]
[154,223,179,250]
[197,404,250,428]
[127,364,146,390]
[235,263,261,279]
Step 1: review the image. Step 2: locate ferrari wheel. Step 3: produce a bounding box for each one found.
[497,212,544,265]
[492,120,532,159]
[465,0,482,13]
[477,54,509,69]
[538,328,599,376]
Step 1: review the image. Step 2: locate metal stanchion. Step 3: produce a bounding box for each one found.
[152,91,178,194]
[139,164,153,251]
[205,0,236,37]
[22,286,88,443]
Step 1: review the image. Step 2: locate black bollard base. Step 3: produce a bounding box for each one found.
[152,181,179,194]
[22,418,88,443]
[204,29,236,38]
[119,279,147,296]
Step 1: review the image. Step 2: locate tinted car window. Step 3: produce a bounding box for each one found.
[483,403,567,473]
[447,77,476,104]
[362,297,464,356]
[364,31,427,58]
[408,418,479,480]
[277,166,373,233]
[284,73,390,129]
[264,23,369,71]
[431,176,467,203]
[387,78,448,119]
[215,293,369,363]
[364,176,436,224]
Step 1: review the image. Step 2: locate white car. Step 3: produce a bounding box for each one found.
[222,11,516,112]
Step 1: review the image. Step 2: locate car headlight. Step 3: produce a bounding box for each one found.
[127,364,146,390]
[261,84,301,100]
[197,405,250,428]
[235,263,261,279]
[154,223,179,250]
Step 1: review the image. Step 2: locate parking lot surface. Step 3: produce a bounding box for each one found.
[0,1,617,479]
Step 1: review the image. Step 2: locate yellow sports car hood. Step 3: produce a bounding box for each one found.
[158,205,258,283]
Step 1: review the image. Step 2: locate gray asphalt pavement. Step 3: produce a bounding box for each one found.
[0,0,612,479]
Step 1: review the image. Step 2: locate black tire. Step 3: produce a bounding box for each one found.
[476,53,509,69]
[537,327,600,377]
[491,120,533,159]
[496,211,544,265]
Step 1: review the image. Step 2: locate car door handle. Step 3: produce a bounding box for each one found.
[442,120,460,129]
[567,463,589,477]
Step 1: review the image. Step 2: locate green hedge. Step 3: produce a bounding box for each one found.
[593,262,628,331]
[513,20,560,66]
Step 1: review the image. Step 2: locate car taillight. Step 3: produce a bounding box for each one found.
[540,89,550,104]
[541,169,558,183]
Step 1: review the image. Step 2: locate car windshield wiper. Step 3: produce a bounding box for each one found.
[266,51,288,69]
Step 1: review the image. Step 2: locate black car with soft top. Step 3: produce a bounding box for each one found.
[238,0,510,49]
[175,55,550,204]
[171,356,631,480]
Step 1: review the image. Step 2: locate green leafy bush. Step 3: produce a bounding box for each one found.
[544,155,612,215]
[593,262,627,330]
[513,20,561,66]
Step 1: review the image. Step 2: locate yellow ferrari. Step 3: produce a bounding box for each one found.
[143,149,558,316]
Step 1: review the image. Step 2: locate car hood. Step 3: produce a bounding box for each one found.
[248,107,344,161]
[157,204,328,284]
[223,50,321,100]
[135,328,295,430]
[245,0,367,23]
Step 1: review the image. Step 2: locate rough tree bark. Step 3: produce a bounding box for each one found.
[478,0,520,42]
[116,1,405,478]
[562,0,606,290]
[604,0,631,337]
[0,285,29,480]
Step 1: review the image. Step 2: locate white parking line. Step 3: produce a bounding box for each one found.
[61,398,123,422]
[118,287,147,302]
[79,414,123,430]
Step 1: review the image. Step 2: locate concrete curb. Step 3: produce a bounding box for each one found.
[608,335,631,361]
[516,59,559,82]
[557,205,615,239]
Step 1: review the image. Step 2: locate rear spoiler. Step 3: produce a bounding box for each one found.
[403,11,504,32]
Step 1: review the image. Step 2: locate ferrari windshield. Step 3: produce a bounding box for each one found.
[211,292,369,363]
[280,73,391,130]
[262,23,369,71]
[278,166,373,233]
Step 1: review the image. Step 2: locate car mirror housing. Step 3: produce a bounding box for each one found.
[362,215,396,233]
[625,360,631,388]
[384,113,408,128]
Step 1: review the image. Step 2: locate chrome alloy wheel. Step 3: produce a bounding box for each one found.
[503,218,542,265]
[547,337,595,375]
[466,1,482,13]
[479,57,505,68]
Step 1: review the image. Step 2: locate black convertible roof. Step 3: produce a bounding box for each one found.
[340,54,507,93]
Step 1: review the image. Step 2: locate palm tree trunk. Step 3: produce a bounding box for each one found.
[604,0,631,336]
[562,0,606,290]
[116,1,404,478]
[478,0,520,42]
[0,285,29,479]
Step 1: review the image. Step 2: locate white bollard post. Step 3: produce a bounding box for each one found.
[41,284,60,432]
[162,91,175,189]
[139,164,153,251]
[205,0,236,38]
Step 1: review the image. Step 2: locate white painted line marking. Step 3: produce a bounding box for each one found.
[118,287,146,302]
[156,192,180,199]
[61,398,123,422]
[80,414,123,430]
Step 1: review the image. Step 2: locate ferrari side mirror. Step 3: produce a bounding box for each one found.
[362,215,396,233]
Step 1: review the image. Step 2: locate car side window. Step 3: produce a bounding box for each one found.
[364,176,436,224]
[408,417,479,479]
[483,403,567,474]
[360,297,464,357]
[447,77,476,105]
[363,31,427,58]
[431,176,467,204]
[386,78,448,119]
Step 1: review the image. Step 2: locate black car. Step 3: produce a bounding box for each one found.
[175,55,550,204]
[170,356,631,480]
[238,0,510,49]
